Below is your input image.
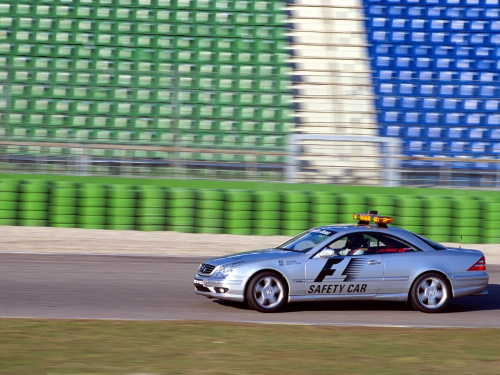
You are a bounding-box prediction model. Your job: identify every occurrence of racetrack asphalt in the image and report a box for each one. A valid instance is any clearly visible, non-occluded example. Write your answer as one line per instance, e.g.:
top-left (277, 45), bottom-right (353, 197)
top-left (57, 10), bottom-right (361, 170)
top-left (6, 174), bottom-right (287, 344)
top-left (0, 253), bottom-right (498, 328)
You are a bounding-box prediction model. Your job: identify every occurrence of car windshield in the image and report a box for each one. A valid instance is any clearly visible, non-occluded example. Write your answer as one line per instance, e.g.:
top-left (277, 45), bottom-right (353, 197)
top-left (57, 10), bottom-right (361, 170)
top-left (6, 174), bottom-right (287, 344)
top-left (278, 229), bottom-right (337, 253)
top-left (415, 234), bottom-right (447, 250)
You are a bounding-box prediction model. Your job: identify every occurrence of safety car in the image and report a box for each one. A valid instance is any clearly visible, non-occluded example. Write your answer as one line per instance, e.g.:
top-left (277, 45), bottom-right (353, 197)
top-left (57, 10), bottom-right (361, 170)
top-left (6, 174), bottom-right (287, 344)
top-left (194, 212), bottom-right (489, 313)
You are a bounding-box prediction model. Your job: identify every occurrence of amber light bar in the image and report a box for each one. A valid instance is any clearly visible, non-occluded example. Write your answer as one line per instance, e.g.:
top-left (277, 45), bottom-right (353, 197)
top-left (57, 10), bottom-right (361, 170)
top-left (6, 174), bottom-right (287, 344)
top-left (353, 213), bottom-right (393, 225)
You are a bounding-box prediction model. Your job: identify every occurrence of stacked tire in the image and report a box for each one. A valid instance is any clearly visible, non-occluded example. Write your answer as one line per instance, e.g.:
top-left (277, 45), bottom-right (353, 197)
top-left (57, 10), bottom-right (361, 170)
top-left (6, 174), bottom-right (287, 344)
top-left (78, 184), bottom-right (107, 229)
top-left (309, 191), bottom-right (337, 228)
top-left (481, 198), bottom-right (500, 244)
top-left (107, 185), bottom-right (136, 230)
top-left (223, 190), bottom-right (253, 235)
top-left (253, 191), bottom-right (281, 235)
top-left (137, 186), bottom-right (165, 231)
top-left (421, 196), bottom-right (453, 242)
top-left (0, 180), bottom-right (19, 226)
top-left (337, 194), bottom-right (368, 224)
top-left (196, 190), bottom-right (224, 234)
top-left (451, 196), bottom-right (481, 244)
top-left (166, 188), bottom-right (196, 233)
top-left (281, 191), bottom-right (310, 236)
top-left (49, 181), bottom-right (78, 228)
top-left (395, 196), bottom-right (423, 234)
top-left (19, 180), bottom-right (48, 227)
top-left (366, 194), bottom-right (395, 218)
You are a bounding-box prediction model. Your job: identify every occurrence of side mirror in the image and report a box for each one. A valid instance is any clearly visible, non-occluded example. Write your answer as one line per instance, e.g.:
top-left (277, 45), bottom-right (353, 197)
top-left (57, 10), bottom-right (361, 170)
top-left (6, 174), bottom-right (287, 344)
top-left (318, 249), bottom-right (335, 258)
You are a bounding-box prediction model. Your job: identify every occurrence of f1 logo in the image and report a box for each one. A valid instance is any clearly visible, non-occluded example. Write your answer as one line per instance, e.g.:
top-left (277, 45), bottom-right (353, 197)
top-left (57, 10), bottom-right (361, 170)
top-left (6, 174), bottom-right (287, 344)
top-left (314, 258), bottom-right (344, 282)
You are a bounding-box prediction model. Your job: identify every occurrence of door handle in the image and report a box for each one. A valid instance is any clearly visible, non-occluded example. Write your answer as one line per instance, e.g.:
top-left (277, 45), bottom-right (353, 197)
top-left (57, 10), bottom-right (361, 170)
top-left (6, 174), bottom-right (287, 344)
top-left (368, 260), bottom-right (381, 265)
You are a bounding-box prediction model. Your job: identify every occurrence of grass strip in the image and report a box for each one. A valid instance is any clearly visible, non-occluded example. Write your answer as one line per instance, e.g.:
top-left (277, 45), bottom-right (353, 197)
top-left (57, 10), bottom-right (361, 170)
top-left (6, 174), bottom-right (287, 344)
top-left (0, 319), bottom-right (498, 375)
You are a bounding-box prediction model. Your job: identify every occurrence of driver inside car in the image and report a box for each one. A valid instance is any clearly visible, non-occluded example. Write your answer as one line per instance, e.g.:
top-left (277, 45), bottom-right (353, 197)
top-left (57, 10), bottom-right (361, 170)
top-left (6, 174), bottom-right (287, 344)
top-left (337, 235), bottom-right (367, 256)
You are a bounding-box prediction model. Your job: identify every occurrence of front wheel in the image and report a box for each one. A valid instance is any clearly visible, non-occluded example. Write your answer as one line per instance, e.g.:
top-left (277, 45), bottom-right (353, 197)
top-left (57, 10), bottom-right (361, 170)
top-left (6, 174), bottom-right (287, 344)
top-left (410, 272), bottom-right (450, 313)
top-left (246, 271), bottom-right (287, 313)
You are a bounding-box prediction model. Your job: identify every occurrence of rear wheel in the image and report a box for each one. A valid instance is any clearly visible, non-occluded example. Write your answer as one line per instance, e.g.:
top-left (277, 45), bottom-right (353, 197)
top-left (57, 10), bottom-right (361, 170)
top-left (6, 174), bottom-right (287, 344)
top-left (410, 272), bottom-right (450, 313)
top-left (246, 271), bottom-right (287, 313)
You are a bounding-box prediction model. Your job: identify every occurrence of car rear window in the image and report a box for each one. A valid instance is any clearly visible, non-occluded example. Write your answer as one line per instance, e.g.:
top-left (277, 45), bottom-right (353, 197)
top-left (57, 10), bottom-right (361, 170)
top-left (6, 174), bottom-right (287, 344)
top-left (415, 234), bottom-right (447, 250)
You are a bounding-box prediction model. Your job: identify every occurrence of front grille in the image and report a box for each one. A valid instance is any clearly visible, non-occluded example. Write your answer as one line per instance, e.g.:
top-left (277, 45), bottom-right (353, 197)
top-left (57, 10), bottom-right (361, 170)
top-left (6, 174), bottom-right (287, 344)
top-left (198, 263), bottom-right (215, 275)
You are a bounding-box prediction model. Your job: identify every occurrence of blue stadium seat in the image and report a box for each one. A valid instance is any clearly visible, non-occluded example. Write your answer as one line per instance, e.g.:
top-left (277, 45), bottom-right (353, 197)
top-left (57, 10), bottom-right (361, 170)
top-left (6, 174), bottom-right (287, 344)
top-left (394, 45), bottom-right (411, 56)
top-left (414, 45), bottom-right (432, 56)
top-left (395, 56), bottom-right (411, 69)
top-left (422, 98), bottom-right (439, 110)
top-left (448, 127), bottom-right (466, 139)
top-left (485, 8), bottom-right (499, 19)
top-left (384, 125), bottom-right (402, 137)
top-left (388, 6), bottom-right (405, 17)
top-left (471, 20), bottom-right (488, 32)
top-left (485, 99), bottom-right (499, 111)
top-left (406, 126), bottom-right (423, 138)
top-left (463, 99), bottom-right (481, 111)
top-left (465, 113), bottom-right (484, 126)
top-left (458, 71), bottom-right (477, 82)
top-left (480, 85), bottom-right (499, 97)
top-left (427, 127), bottom-right (443, 138)
top-left (380, 96), bottom-right (398, 109)
top-left (440, 85), bottom-right (458, 97)
top-left (408, 7), bottom-right (425, 17)
top-left (390, 31), bottom-right (409, 43)
top-left (419, 84), bottom-right (436, 96)
top-left (410, 31), bottom-right (429, 43)
top-left (445, 112), bottom-right (464, 125)
top-left (425, 113), bottom-right (441, 125)
top-left (410, 19), bottom-right (427, 30)
top-left (378, 83), bottom-right (396, 95)
top-left (469, 128), bottom-right (488, 139)
top-left (491, 129), bottom-right (500, 139)
top-left (383, 111), bottom-right (400, 123)
top-left (459, 85), bottom-right (479, 97)
top-left (456, 46), bottom-right (473, 57)
top-left (429, 141), bottom-right (445, 156)
top-left (466, 8), bottom-right (484, 18)
top-left (426, 6), bottom-right (446, 19)
top-left (368, 5), bottom-right (386, 16)
top-left (398, 70), bottom-right (415, 81)
top-left (486, 114), bottom-right (500, 126)
top-left (402, 97), bottom-right (418, 109)
top-left (431, 32), bottom-right (447, 43)
top-left (391, 18), bottom-right (408, 29)
top-left (475, 59), bottom-right (495, 70)
top-left (404, 112), bottom-right (420, 124)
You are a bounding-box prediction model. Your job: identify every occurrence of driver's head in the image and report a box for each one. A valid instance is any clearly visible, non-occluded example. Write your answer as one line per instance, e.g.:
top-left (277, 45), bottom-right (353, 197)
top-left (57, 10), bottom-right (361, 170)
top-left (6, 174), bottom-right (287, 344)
top-left (347, 235), bottom-right (364, 249)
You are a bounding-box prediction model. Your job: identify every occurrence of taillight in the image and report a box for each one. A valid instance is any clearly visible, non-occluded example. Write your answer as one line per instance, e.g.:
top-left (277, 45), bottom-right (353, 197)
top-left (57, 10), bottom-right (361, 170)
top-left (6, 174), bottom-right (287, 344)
top-left (468, 256), bottom-right (486, 271)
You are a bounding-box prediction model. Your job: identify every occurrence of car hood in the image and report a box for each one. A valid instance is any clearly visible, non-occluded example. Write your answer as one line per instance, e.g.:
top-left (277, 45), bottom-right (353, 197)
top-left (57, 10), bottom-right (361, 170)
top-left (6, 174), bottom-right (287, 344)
top-left (203, 248), bottom-right (300, 267)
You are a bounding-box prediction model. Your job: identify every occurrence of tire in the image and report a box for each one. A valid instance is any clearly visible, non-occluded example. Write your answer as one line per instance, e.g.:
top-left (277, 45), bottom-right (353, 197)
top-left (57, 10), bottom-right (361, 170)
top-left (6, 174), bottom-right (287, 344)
top-left (246, 271), bottom-right (287, 313)
top-left (410, 272), bottom-right (450, 313)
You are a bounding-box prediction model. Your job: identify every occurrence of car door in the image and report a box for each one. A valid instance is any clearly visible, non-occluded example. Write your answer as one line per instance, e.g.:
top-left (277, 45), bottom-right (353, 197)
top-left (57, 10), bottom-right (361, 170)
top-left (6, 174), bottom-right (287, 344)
top-left (304, 233), bottom-right (383, 298)
top-left (376, 233), bottom-right (424, 295)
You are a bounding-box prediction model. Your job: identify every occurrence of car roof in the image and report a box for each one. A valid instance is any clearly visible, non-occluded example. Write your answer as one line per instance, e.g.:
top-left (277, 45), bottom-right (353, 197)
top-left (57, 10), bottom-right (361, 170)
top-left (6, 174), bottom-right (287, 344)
top-left (318, 224), bottom-right (412, 236)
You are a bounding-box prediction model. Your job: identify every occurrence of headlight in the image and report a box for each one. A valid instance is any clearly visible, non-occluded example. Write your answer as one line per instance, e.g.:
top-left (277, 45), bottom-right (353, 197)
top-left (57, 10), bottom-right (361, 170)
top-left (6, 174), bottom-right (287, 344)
top-left (213, 265), bottom-right (235, 279)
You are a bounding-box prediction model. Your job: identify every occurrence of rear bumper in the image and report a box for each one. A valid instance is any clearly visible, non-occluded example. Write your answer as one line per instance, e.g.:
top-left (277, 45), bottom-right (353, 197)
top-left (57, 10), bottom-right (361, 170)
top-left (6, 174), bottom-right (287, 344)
top-left (451, 272), bottom-right (489, 298)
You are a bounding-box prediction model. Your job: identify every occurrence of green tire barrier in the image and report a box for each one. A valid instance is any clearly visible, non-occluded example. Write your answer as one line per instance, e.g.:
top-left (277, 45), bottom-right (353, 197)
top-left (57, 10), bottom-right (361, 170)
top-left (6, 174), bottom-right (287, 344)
top-left (0, 179), bottom-right (498, 243)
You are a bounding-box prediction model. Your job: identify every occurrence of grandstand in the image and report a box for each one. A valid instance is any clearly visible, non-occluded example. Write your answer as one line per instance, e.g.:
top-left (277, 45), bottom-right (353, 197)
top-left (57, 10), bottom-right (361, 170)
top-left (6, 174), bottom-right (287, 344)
top-left (0, 0), bottom-right (293, 180)
top-left (0, 0), bottom-right (499, 187)
top-left (363, 0), bottom-right (500, 186)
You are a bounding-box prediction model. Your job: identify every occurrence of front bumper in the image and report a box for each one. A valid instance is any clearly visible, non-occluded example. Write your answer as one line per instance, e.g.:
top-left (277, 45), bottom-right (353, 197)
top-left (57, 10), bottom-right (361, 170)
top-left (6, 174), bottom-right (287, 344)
top-left (193, 274), bottom-right (246, 302)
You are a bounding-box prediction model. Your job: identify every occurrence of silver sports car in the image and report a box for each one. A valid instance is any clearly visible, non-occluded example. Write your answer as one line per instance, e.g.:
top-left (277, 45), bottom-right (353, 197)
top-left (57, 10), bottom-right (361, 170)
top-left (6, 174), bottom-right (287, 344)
top-left (194, 212), bottom-right (489, 313)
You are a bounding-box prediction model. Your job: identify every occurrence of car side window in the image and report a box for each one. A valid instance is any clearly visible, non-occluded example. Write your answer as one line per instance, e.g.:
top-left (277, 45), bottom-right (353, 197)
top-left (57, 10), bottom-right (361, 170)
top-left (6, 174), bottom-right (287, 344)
top-left (377, 234), bottom-right (419, 253)
top-left (326, 233), bottom-right (377, 257)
